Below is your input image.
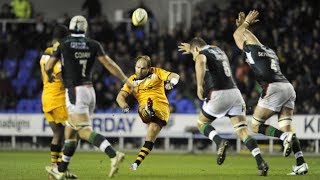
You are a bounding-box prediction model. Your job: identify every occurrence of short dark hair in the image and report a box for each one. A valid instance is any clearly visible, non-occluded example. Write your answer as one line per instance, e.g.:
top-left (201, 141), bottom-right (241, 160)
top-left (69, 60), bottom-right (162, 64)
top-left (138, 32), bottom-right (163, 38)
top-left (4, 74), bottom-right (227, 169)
top-left (53, 24), bottom-right (70, 41)
top-left (189, 37), bottom-right (207, 50)
top-left (135, 55), bottom-right (151, 68)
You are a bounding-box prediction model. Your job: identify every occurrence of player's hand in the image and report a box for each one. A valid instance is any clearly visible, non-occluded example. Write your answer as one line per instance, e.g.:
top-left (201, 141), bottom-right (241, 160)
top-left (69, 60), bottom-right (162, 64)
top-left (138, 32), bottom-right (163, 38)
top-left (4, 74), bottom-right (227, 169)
top-left (178, 43), bottom-right (191, 55)
top-left (236, 12), bottom-right (245, 27)
top-left (165, 81), bottom-right (174, 90)
top-left (244, 10), bottom-right (259, 25)
top-left (122, 106), bottom-right (130, 113)
top-left (197, 86), bottom-right (204, 100)
top-left (48, 74), bottom-right (55, 83)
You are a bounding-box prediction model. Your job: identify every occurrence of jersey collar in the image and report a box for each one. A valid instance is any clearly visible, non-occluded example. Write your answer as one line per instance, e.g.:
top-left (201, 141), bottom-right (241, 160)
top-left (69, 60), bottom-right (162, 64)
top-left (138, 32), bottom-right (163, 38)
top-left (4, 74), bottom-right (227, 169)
top-left (71, 34), bottom-right (85, 37)
top-left (201, 45), bottom-right (211, 51)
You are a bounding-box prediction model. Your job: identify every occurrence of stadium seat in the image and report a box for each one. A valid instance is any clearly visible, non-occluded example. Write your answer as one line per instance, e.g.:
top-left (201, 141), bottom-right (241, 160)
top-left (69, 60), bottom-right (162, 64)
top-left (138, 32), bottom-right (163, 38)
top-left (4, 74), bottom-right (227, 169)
top-left (175, 98), bottom-right (196, 113)
top-left (26, 79), bottom-right (38, 97)
top-left (24, 49), bottom-right (38, 60)
top-left (3, 58), bottom-right (17, 77)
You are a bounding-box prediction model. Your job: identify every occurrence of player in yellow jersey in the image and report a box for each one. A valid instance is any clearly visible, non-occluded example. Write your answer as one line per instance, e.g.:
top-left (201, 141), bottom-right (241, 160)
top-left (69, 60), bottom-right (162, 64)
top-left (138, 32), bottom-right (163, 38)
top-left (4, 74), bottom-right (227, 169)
top-left (116, 55), bottom-right (180, 170)
top-left (40, 24), bottom-right (77, 179)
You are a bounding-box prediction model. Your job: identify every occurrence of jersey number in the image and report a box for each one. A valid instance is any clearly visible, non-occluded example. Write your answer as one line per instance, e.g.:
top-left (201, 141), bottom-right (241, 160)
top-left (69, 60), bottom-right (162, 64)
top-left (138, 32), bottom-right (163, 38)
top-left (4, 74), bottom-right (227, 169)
top-left (222, 61), bottom-right (231, 77)
top-left (80, 59), bottom-right (87, 77)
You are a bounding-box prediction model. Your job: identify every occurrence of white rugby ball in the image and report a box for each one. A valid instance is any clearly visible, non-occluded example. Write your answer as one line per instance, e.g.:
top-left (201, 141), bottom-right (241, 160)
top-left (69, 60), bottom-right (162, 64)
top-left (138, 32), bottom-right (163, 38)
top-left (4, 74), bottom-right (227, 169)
top-left (132, 8), bottom-right (148, 26)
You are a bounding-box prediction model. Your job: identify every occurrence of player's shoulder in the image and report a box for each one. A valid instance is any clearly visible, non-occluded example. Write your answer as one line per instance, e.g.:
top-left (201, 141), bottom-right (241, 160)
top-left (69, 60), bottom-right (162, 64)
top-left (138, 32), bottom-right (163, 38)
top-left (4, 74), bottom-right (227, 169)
top-left (128, 74), bottom-right (137, 80)
top-left (44, 46), bottom-right (53, 55)
top-left (85, 37), bottom-right (100, 45)
top-left (150, 67), bottom-right (165, 72)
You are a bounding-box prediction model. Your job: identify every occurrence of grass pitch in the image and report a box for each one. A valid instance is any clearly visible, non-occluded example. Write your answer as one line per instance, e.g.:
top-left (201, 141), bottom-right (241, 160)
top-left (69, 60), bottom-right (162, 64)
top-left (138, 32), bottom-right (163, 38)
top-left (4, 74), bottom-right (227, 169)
top-left (0, 151), bottom-right (319, 180)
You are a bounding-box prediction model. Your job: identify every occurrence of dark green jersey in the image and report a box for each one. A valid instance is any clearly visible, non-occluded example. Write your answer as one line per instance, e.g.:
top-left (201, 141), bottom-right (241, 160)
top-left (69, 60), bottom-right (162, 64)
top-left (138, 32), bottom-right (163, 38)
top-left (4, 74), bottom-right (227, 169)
top-left (199, 46), bottom-right (237, 98)
top-left (52, 34), bottom-right (105, 88)
top-left (243, 43), bottom-right (288, 85)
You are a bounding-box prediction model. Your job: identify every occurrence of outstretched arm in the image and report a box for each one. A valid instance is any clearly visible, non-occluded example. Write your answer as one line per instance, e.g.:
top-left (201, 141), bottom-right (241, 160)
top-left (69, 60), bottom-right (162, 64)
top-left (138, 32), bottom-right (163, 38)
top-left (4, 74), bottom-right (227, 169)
top-left (165, 73), bottom-right (180, 90)
top-left (116, 90), bottom-right (130, 113)
top-left (195, 54), bottom-right (207, 100)
top-left (233, 10), bottom-right (262, 50)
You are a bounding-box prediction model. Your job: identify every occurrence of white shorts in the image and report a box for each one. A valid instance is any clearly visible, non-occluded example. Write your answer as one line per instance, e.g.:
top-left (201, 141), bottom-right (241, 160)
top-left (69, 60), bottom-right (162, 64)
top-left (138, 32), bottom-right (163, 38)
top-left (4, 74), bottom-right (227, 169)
top-left (258, 82), bottom-right (296, 112)
top-left (65, 85), bottom-right (96, 114)
top-left (202, 88), bottom-right (246, 119)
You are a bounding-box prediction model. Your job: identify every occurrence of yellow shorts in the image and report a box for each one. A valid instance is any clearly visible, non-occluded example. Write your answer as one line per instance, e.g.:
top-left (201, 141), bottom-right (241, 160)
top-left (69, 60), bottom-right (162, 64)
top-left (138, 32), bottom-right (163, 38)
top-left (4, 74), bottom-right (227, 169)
top-left (138, 103), bottom-right (170, 127)
top-left (44, 106), bottom-right (68, 124)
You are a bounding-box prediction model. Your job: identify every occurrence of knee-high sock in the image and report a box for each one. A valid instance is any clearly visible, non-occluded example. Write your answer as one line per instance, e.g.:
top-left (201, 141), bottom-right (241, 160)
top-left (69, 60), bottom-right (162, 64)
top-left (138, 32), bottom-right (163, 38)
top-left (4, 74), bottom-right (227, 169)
top-left (292, 138), bottom-right (305, 166)
top-left (58, 140), bottom-right (77, 173)
top-left (88, 132), bottom-right (116, 158)
top-left (200, 124), bottom-right (223, 145)
top-left (243, 136), bottom-right (264, 166)
top-left (50, 144), bottom-right (62, 165)
top-left (258, 124), bottom-right (284, 139)
top-left (135, 141), bottom-right (154, 166)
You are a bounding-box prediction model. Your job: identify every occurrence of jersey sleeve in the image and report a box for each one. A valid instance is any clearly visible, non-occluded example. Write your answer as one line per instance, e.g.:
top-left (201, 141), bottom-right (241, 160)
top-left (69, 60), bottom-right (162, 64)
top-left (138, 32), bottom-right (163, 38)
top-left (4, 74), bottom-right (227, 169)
top-left (53, 61), bottom-right (62, 75)
top-left (151, 67), bottom-right (171, 81)
top-left (120, 75), bottom-right (135, 93)
top-left (95, 41), bottom-right (106, 57)
top-left (52, 41), bottom-right (61, 59)
top-left (243, 42), bottom-right (250, 52)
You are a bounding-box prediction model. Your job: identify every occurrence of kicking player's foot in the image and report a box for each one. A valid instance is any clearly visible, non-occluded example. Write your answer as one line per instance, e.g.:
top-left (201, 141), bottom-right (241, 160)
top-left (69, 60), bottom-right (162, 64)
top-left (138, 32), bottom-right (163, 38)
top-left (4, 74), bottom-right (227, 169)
top-left (287, 163), bottom-right (308, 175)
top-left (283, 132), bottom-right (295, 157)
top-left (46, 165), bottom-right (65, 180)
top-left (217, 139), bottom-right (229, 165)
top-left (258, 161), bottom-right (269, 176)
top-left (146, 98), bottom-right (155, 117)
top-left (129, 163), bottom-right (138, 171)
top-left (109, 151), bottom-right (125, 178)
top-left (65, 169), bottom-right (78, 179)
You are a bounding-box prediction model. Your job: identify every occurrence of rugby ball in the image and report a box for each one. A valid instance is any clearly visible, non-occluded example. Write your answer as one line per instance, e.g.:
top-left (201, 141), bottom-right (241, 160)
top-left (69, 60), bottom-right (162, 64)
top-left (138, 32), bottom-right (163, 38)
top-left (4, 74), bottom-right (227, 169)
top-left (132, 8), bottom-right (148, 26)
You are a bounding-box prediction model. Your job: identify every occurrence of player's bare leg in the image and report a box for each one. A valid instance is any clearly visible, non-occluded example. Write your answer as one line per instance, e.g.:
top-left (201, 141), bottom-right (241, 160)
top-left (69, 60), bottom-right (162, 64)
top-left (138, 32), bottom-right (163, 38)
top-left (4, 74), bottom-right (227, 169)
top-left (197, 111), bottom-right (228, 165)
top-left (230, 116), bottom-right (268, 176)
top-left (279, 107), bottom-right (308, 175)
top-left (252, 106), bottom-right (294, 157)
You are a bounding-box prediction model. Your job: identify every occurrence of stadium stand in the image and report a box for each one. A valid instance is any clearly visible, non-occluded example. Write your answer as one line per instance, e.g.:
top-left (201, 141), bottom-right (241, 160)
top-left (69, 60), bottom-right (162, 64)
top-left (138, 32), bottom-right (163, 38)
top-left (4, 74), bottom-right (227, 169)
top-left (0, 0), bottom-right (319, 114)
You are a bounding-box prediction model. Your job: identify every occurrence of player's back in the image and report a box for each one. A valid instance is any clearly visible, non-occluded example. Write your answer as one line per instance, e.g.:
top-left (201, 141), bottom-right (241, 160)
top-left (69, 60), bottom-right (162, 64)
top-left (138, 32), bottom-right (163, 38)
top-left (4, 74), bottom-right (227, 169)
top-left (56, 35), bottom-right (102, 88)
top-left (40, 46), bottom-right (65, 112)
top-left (243, 44), bottom-right (288, 85)
top-left (199, 46), bottom-right (237, 96)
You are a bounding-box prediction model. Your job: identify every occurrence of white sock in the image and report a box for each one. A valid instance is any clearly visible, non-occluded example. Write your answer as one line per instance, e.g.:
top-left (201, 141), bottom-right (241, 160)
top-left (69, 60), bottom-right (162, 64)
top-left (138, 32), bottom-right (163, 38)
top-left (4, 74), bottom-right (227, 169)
top-left (208, 131), bottom-right (218, 141)
top-left (251, 148), bottom-right (261, 157)
top-left (99, 140), bottom-right (111, 152)
top-left (280, 132), bottom-right (288, 141)
top-left (294, 151), bottom-right (303, 159)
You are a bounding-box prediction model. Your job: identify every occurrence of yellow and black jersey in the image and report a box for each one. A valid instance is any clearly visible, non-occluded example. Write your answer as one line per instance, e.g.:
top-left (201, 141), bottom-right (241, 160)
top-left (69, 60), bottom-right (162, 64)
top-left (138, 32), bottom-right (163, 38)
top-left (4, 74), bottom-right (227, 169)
top-left (40, 45), bottom-right (66, 112)
top-left (121, 67), bottom-right (171, 106)
top-left (121, 67), bottom-right (171, 120)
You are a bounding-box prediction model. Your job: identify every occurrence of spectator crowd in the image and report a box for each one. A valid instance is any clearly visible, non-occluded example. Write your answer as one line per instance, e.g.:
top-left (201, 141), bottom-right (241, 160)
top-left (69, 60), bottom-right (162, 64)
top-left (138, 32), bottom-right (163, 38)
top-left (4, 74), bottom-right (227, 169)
top-left (0, 0), bottom-right (319, 114)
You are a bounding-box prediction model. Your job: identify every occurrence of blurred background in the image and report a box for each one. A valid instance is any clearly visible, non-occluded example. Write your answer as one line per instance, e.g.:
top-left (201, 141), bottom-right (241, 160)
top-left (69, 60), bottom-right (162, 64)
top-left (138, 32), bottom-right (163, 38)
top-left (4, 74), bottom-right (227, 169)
top-left (0, 0), bottom-right (319, 152)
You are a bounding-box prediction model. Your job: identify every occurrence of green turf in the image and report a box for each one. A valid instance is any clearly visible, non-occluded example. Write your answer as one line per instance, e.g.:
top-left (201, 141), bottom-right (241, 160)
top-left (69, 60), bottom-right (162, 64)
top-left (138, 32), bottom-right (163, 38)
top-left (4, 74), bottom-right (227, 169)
top-left (0, 151), bottom-right (319, 180)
